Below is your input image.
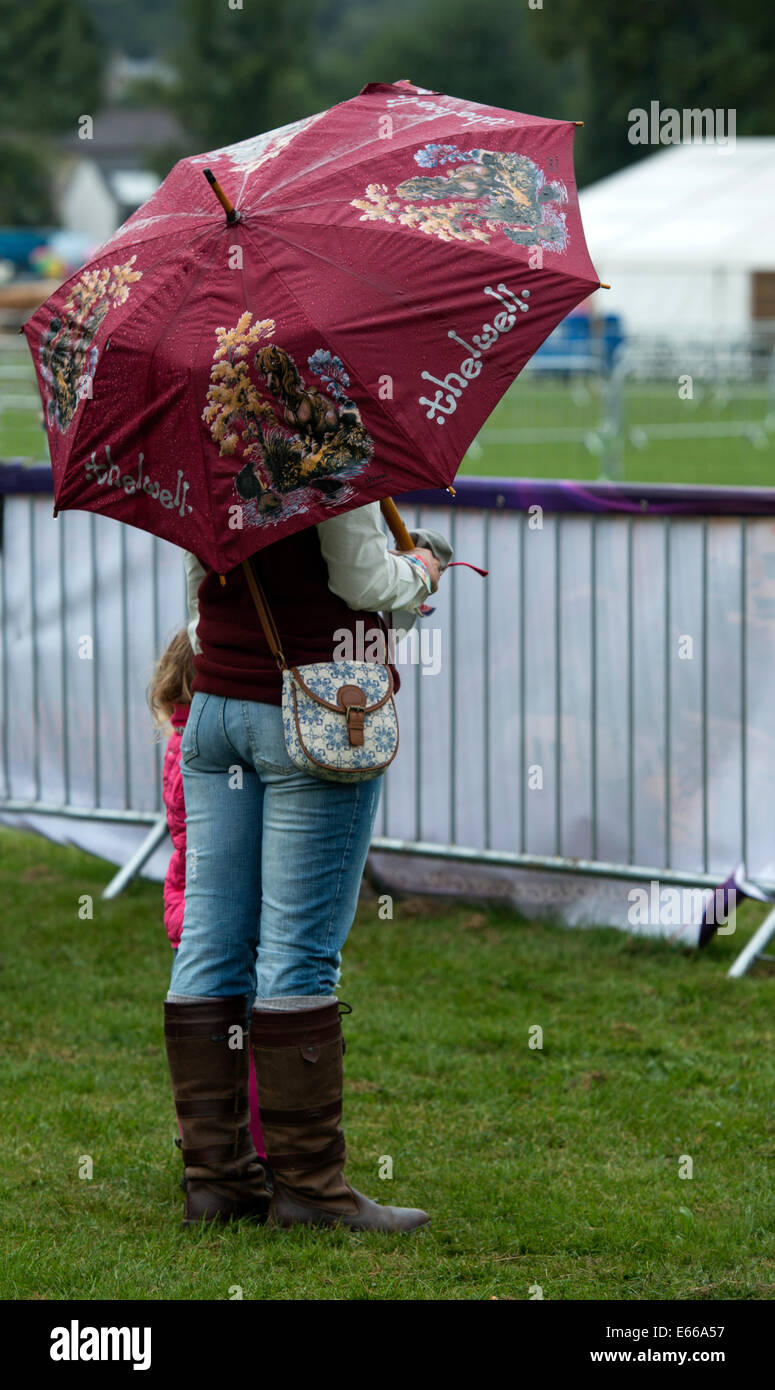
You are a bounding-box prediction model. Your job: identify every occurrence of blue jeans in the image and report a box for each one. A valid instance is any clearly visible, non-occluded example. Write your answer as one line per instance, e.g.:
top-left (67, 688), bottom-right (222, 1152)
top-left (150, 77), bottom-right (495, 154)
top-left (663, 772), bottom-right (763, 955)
top-left (168, 691), bottom-right (383, 1001)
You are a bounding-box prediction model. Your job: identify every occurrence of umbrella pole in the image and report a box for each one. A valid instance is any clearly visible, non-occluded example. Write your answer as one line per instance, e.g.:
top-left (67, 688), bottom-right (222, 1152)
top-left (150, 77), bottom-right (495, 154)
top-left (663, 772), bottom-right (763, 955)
top-left (380, 497), bottom-right (415, 552)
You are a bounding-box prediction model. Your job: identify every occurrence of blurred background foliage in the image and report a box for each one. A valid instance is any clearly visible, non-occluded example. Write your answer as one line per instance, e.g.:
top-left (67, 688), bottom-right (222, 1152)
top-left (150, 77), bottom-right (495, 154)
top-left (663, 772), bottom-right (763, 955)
top-left (0, 0), bottom-right (773, 221)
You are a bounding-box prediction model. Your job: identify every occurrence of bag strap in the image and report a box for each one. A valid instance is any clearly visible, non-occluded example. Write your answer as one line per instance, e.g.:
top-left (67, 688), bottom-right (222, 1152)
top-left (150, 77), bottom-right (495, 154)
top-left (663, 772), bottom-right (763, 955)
top-left (241, 552), bottom-right (394, 675)
top-left (241, 559), bottom-right (287, 671)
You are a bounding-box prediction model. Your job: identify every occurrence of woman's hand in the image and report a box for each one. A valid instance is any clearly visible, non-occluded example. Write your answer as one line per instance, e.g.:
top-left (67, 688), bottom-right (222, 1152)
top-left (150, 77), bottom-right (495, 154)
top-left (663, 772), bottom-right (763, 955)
top-left (391, 546), bottom-right (443, 594)
top-left (412, 546), bottom-right (442, 593)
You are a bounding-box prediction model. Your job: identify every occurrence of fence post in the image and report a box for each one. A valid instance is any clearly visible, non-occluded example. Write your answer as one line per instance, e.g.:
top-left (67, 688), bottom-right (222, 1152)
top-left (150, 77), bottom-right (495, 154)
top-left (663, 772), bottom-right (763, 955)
top-left (599, 342), bottom-right (626, 481)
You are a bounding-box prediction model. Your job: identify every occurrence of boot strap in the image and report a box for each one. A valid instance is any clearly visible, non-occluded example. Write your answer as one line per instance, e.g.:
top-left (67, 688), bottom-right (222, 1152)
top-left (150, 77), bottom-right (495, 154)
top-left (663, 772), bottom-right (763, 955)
top-left (182, 1126), bottom-right (253, 1166)
top-left (267, 1133), bottom-right (345, 1172)
top-left (176, 1095), bottom-right (249, 1118)
top-left (250, 1020), bottom-right (342, 1048)
top-left (259, 1099), bottom-right (341, 1125)
top-left (165, 1019), bottom-right (248, 1040)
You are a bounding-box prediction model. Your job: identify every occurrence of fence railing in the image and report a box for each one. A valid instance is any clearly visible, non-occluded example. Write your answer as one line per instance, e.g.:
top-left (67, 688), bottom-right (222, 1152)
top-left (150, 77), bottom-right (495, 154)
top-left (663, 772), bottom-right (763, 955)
top-left (3, 467), bottom-right (775, 900)
top-left (467, 334), bottom-right (775, 481)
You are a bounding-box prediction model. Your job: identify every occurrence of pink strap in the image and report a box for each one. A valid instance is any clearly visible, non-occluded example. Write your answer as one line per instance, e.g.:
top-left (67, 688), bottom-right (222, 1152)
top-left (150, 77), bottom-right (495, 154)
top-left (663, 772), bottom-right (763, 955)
top-left (417, 559), bottom-right (488, 614)
top-left (445, 560), bottom-right (489, 576)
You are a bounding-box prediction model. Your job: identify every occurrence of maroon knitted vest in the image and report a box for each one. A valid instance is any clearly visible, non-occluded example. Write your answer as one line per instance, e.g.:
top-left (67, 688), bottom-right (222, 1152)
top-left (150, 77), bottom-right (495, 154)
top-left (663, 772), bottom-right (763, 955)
top-left (192, 526), bottom-right (400, 706)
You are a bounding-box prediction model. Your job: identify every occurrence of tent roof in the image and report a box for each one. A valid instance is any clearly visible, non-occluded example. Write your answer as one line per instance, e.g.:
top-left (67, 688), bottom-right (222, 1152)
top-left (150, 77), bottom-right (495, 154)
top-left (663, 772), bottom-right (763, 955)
top-left (579, 138), bottom-right (775, 270)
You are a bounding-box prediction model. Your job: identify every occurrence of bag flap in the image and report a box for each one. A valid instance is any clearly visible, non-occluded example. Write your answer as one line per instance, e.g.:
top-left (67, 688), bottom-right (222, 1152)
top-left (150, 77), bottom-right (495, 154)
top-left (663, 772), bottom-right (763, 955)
top-left (290, 660), bottom-right (393, 714)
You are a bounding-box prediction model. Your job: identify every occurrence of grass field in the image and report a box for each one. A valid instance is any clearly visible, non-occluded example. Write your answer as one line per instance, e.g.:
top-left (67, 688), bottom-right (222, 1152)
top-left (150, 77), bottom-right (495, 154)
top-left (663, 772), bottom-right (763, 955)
top-left (1, 825), bottom-right (774, 1302)
top-left (3, 353), bottom-right (774, 488)
top-left (470, 379), bottom-right (775, 487)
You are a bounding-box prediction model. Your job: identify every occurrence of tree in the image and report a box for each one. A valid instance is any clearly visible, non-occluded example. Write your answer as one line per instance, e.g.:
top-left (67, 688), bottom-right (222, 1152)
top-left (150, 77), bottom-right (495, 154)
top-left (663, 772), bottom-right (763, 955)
top-left (0, 140), bottom-right (53, 225)
top-left (82, 0), bottom-right (182, 61)
top-left (0, 0), bottom-right (103, 136)
top-left (534, 0), bottom-right (775, 184)
top-left (172, 0), bottom-right (320, 151)
top-left (318, 0), bottom-right (580, 129)
top-left (172, 0), bottom-right (579, 158)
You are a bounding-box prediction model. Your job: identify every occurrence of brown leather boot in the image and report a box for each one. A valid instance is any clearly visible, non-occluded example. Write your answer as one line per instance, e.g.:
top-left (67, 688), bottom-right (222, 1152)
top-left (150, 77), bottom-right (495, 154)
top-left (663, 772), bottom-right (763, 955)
top-left (164, 996), bottom-right (272, 1228)
top-left (250, 1000), bottom-right (429, 1232)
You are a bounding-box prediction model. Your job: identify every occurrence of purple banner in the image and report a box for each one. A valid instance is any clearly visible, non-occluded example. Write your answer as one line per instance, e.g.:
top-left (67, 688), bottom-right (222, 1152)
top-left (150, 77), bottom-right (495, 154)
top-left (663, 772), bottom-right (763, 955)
top-left (4, 461), bottom-right (775, 518)
top-left (397, 475), bottom-right (775, 518)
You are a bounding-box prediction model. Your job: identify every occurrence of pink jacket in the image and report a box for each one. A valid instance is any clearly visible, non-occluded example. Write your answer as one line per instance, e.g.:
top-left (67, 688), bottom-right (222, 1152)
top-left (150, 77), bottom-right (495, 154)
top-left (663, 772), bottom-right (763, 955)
top-left (162, 701), bottom-right (190, 948)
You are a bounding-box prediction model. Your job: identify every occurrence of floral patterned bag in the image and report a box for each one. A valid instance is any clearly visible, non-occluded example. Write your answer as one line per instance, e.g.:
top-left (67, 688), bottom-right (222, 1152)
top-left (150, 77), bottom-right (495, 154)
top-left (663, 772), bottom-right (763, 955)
top-left (242, 559), bottom-right (398, 783)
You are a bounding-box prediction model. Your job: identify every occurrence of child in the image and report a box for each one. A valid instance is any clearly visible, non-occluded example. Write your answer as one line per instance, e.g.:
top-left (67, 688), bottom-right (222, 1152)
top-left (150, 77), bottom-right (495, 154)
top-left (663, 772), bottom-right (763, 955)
top-left (148, 629), bottom-right (266, 1159)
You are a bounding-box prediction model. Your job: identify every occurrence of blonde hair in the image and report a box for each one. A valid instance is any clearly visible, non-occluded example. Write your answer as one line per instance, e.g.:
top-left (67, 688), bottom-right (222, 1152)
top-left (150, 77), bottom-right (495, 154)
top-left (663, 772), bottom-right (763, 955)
top-left (148, 629), bottom-right (195, 733)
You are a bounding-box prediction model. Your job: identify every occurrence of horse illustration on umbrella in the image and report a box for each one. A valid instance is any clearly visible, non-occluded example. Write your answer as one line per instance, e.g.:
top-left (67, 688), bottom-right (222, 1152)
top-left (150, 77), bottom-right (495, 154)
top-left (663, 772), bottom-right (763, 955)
top-left (201, 314), bottom-right (375, 516)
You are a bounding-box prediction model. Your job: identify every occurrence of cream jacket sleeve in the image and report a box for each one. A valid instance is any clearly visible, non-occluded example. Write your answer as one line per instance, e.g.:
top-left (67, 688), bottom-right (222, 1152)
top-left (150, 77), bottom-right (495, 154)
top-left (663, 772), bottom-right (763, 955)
top-left (184, 550), bottom-right (206, 654)
top-left (316, 502), bottom-right (429, 613)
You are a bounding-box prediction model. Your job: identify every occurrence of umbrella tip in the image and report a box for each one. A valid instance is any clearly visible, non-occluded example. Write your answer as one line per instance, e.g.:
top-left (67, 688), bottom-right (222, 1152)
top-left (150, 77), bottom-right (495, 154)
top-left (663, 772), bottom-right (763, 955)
top-left (53, 506), bottom-right (59, 519)
top-left (219, 573), bottom-right (226, 586)
top-left (598, 282), bottom-right (611, 290)
top-left (574, 120), bottom-right (585, 127)
top-left (203, 168), bottom-right (240, 223)
top-left (447, 485), bottom-right (457, 497)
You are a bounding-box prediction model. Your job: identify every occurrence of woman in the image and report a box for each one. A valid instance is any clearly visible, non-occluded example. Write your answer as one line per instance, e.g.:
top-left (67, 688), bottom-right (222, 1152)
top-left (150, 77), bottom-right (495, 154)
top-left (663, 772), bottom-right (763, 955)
top-left (164, 501), bottom-right (446, 1232)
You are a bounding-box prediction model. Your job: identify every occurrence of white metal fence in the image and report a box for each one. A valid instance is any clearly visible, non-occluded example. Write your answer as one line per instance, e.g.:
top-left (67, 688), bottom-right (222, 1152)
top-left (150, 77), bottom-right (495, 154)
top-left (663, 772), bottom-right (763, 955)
top-left (2, 478), bottom-right (775, 904)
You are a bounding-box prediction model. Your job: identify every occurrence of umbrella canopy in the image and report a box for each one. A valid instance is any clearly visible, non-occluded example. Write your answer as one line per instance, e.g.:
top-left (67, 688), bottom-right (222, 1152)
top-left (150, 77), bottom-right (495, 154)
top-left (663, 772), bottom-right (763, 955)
top-left (22, 80), bottom-right (601, 572)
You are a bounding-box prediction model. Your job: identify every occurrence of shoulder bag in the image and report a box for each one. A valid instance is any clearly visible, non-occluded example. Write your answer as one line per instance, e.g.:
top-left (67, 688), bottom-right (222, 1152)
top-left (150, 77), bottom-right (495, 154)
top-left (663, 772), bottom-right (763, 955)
top-left (241, 558), bottom-right (399, 783)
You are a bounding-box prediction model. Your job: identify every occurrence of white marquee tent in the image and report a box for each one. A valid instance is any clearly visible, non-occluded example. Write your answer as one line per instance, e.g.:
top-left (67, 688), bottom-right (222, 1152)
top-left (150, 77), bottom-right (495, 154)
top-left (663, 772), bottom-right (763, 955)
top-left (578, 138), bottom-right (775, 337)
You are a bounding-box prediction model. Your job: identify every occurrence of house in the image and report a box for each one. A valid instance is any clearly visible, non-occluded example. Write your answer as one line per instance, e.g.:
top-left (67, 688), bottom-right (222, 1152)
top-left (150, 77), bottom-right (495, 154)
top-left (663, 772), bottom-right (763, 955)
top-left (53, 107), bottom-right (189, 245)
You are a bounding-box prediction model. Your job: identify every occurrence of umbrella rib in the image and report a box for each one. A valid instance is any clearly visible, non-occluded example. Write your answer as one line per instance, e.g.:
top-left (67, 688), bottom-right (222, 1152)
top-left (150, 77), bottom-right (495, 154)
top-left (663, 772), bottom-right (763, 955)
top-left (241, 217), bottom-right (416, 300)
top-left (201, 96), bottom-right (560, 216)
top-left (24, 217), bottom-right (215, 359)
top-left (242, 110), bottom-right (534, 211)
top-left (198, 111), bottom-right (329, 213)
top-left (240, 142), bottom-right (591, 275)
top-left (234, 212), bottom-right (603, 310)
top-left (64, 219), bottom-right (219, 475)
top-left (98, 218), bottom-right (217, 278)
top-left (142, 227), bottom-right (228, 569)
top-left (246, 208), bottom-right (598, 295)
top-left (180, 232), bottom-right (265, 571)
top-left (239, 220), bottom-right (448, 497)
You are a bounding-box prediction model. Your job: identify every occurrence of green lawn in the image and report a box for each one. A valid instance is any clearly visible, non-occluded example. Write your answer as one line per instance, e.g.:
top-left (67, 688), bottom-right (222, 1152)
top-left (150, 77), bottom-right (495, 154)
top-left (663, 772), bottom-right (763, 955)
top-left (463, 379), bottom-right (775, 487)
top-left (1, 825), bottom-right (774, 1301)
top-left (0, 348), bottom-right (45, 459)
top-left (4, 379), bottom-right (774, 487)
top-left (0, 408), bottom-right (46, 461)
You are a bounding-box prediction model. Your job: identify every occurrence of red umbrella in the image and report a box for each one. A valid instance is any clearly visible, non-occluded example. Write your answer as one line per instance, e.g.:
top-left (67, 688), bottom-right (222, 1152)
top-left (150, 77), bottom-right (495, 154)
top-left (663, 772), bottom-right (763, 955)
top-left (21, 79), bottom-right (602, 572)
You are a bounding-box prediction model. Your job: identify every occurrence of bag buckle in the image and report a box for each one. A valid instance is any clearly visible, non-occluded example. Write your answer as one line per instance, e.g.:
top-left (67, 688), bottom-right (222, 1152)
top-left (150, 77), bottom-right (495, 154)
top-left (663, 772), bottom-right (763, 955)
top-left (345, 704), bottom-right (365, 744)
top-left (337, 684), bottom-right (367, 747)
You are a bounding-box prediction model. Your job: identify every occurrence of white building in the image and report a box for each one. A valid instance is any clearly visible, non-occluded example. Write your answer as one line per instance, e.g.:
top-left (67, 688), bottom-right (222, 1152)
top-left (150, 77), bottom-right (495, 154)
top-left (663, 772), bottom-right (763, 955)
top-left (53, 107), bottom-right (188, 246)
top-left (579, 138), bottom-right (775, 337)
top-left (57, 160), bottom-right (160, 245)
